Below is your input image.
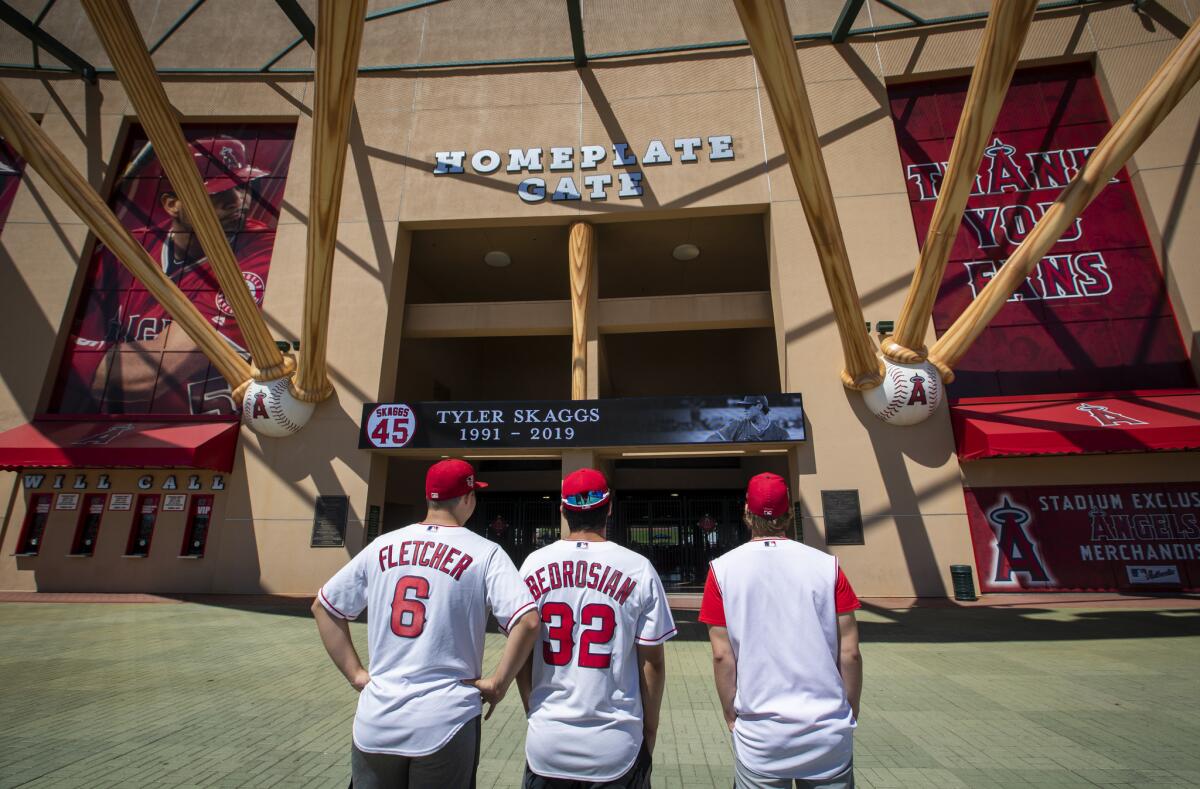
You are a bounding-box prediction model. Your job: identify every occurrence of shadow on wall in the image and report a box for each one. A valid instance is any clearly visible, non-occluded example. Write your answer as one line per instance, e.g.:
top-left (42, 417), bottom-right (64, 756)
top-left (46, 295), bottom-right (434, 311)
top-left (213, 393), bottom-right (366, 593)
top-left (847, 387), bottom-right (956, 598)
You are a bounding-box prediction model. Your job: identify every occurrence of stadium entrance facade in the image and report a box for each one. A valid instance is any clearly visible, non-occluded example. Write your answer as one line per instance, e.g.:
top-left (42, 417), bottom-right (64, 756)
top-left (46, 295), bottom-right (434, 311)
top-left (1, 1), bottom-right (1199, 598)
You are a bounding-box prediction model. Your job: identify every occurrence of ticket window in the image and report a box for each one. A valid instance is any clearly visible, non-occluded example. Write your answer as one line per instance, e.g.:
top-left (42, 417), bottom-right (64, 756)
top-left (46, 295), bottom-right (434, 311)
top-left (16, 494), bottom-right (52, 555)
top-left (180, 495), bottom-right (213, 558)
top-left (70, 494), bottom-right (107, 556)
top-left (125, 494), bottom-right (159, 557)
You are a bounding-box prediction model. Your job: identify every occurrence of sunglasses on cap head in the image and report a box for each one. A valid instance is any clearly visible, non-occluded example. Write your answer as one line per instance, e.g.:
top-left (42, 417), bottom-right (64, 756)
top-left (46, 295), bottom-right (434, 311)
top-left (563, 489), bottom-right (610, 508)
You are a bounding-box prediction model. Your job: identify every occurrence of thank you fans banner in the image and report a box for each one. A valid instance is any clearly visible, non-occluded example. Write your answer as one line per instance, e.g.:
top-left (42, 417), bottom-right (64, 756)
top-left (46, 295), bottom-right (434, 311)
top-left (360, 394), bottom-right (804, 450)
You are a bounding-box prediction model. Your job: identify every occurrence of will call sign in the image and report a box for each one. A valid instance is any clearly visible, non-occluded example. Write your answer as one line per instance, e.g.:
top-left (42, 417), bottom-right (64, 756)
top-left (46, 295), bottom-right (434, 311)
top-left (889, 62), bottom-right (1194, 397)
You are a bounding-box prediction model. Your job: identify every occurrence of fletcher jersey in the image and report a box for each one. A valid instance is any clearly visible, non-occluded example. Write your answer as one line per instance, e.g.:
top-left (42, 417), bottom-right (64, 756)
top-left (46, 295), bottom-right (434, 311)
top-left (701, 538), bottom-right (856, 781)
top-left (519, 540), bottom-right (676, 782)
top-left (319, 523), bottom-right (535, 756)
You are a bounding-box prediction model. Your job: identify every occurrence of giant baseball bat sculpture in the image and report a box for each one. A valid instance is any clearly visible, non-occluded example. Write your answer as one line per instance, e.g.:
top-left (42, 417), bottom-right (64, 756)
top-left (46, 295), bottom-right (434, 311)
top-left (929, 17), bottom-right (1200, 378)
top-left (882, 0), bottom-right (1036, 364)
top-left (733, 0), bottom-right (881, 390)
top-left (569, 222), bottom-right (597, 400)
top-left (292, 0), bottom-right (367, 403)
top-left (0, 81), bottom-right (252, 388)
top-left (82, 0), bottom-right (292, 383)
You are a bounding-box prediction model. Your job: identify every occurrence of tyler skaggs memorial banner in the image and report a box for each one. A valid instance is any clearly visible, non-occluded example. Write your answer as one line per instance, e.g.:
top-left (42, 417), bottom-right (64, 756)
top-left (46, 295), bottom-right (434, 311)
top-left (966, 483), bottom-right (1200, 593)
top-left (360, 394), bottom-right (804, 450)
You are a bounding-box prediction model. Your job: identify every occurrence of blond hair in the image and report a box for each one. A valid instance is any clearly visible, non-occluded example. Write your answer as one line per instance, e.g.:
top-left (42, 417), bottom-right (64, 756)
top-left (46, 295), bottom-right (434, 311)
top-left (743, 507), bottom-right (794, 539)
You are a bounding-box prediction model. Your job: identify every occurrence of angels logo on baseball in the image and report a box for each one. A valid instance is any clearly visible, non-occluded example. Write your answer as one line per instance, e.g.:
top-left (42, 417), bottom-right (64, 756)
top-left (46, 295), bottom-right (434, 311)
top-left (863, 357), bottom-right (943, 425)
top-left (242, 377), bottom-right (315, 437)
top-left (366, 404), bottom-right (417, 448)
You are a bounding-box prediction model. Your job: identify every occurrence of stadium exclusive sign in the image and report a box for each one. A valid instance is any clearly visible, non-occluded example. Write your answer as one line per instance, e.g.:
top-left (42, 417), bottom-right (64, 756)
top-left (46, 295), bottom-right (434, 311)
top-left (432, 136), bottom-right (735, 203)
top-left (360, 394), bottom-right (803, 450)
top-left (965, 483), bottom-right (1200, 593)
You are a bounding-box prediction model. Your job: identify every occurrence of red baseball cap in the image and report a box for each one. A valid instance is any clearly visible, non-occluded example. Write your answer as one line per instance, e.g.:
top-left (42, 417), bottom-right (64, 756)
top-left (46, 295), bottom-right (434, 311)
top-left (561, 468), bottom-right (611, 511)
top-left (746, 472), bottom-right (789, 518)
top-left (425, 458), bottom-right (488, 501)
top-left (190, 137), bottom-right (269, 195)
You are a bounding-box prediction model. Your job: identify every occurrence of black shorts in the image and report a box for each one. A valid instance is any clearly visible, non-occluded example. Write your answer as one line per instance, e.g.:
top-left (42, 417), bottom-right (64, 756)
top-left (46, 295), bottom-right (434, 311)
top-left (522, 742), bottom-right (652, 789)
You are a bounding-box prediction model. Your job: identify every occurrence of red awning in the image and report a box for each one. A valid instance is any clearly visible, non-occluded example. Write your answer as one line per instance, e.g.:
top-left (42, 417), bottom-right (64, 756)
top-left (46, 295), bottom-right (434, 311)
top-left (0, 417), bottom-right (240, 471)
top-left (951, 389), bottom-right (1200, 460)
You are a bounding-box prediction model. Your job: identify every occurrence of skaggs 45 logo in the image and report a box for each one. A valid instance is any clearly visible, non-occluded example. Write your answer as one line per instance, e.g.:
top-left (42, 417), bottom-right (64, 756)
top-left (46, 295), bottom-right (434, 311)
top-left (986, 495), bottom-right (1054, 586)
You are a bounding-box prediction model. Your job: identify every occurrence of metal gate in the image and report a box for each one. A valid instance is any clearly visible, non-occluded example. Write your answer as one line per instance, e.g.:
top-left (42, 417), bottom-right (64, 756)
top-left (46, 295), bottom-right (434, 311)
top-left (611, 491), bottom-right (747, 591)
top-left (469, 490), bottom-right (748, 590)
top-left (467, 493), bottom-right (559, 567)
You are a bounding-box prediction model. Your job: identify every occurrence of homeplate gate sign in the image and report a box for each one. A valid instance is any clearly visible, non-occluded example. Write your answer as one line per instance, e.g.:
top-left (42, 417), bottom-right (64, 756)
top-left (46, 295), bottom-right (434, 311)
top-left (359, 394), bottom-right (804, 450)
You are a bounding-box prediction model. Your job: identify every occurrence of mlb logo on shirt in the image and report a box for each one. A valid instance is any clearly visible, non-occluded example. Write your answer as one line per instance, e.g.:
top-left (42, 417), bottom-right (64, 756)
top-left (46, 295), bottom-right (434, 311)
top-left (762, 540), bottom-right (777, 547)
top-left (575, 541), bottom-right (589, 549)
top-left (426, 524), bottom-right (439, 532)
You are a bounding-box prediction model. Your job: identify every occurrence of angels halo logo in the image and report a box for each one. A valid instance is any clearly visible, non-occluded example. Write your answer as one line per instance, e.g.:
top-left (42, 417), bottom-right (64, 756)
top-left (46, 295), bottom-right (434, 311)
top-left (215, 271), bottom-right (266, 316)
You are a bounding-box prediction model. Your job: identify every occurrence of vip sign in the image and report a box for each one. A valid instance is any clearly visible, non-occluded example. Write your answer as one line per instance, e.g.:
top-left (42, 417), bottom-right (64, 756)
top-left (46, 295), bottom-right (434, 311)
top-left (433, 136), bottom-right (735, 203)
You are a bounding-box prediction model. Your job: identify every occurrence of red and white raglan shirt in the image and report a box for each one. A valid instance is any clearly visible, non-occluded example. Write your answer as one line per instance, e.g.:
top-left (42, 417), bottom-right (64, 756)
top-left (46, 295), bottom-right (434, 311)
top-left (699, 538), bottom-right (860, 781)
top-left (319, 523), bottom-right (536, 756)
top-left (520, 540), bottom-right (677, 782)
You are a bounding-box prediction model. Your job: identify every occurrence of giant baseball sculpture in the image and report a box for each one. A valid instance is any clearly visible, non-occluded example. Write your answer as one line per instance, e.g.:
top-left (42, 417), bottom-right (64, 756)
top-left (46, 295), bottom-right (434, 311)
top-left (881, 0), bottom-right (1036, 366)
top-left (865, 0), bottom-right (1036, 425)
top-left (733, 0), bottom-right (882, 391)
top-left (928, 17), bottom-right (1200, 380)
top-left (292, 0), bottom-right (368, 409)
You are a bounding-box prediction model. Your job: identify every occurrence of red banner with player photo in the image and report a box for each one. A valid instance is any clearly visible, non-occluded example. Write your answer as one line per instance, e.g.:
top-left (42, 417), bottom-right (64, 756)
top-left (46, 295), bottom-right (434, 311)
top-left (52, 123), bottom-right (294, 417)
top-left (888, 62), bottom-right (1194, 398)
top-left (965, 483), bottom-right (1200, 593)
top-left (0, 136), bottom-right (26, 235)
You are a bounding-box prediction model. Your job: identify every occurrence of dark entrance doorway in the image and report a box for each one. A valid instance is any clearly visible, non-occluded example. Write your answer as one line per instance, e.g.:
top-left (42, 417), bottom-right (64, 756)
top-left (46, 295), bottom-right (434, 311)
top-left (468, 490), bottom-right (748, 592)
top-left (466, 491), bottom-right (559, 568)
top-left (610, 490), bottom-right (746, 591)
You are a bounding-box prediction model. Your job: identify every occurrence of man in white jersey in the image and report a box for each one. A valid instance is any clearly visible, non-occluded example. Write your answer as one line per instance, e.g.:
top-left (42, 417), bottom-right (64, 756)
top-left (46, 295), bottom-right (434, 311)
top-left (700, 473), bottom-right (863, 789)
top-left (312, 458), bottom-right (540, 789)
top-left (516, 468), bottom-right (676, 788)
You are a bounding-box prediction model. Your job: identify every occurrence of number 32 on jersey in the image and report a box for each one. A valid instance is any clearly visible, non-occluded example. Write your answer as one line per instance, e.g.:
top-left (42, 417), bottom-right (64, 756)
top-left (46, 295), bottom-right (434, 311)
top-left (541, 602), bottom-right (616, 668)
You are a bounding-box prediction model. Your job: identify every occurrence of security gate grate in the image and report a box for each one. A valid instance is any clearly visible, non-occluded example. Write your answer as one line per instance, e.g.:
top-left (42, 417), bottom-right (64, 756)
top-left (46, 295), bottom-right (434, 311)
top-left (467, 493), bottom-right (559, 568)
top-left (611, 492), bottom-right (747, 591)
top-left (471, 490), bottom-right (748, 591)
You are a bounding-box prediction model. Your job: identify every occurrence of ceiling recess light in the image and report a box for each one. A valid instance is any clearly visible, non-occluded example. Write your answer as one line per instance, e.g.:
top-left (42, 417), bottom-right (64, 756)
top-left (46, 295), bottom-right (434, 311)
top-left (484, 250), bottom-right (511, 267)
top-left (672, 243), bottom-right (700, 261)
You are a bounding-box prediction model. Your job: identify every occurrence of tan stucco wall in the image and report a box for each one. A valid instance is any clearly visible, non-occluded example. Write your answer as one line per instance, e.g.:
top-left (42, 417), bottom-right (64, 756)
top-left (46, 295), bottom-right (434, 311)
top-left (1, 0), bottom-right (1197, 595)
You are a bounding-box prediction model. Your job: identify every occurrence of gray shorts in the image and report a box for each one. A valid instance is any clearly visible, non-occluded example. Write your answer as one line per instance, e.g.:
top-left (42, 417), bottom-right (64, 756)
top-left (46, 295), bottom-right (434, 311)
top-left (351, 716), bottom-right (481, 789)
top-left (733, 756), bottom-right (854, 789)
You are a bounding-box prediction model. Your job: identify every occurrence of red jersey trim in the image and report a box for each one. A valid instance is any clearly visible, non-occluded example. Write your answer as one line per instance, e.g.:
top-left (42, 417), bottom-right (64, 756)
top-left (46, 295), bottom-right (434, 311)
top-left (318, 588), bottom-right (354, 620)
top-left (501, 600), bottom-right (537, 634)
top-left (635, 626), bottom-right (678, 645)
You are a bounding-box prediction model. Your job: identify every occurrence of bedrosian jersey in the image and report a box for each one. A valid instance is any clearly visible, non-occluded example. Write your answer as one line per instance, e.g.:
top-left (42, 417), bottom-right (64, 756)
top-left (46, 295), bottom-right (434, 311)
top-left (699, 538), bottom-right (859, 782)
top-left (319, 523), bottom-right (535, 756)
top-left (519, 540), bottom-right (677, 782)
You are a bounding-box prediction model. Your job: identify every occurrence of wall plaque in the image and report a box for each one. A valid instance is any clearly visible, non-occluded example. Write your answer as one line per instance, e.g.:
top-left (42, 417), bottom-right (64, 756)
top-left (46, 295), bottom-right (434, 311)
top-left (822, 490), bottom-right (864, 545)
top-left (312, 496), bottom-right (349, 548)
top-left (366, 504), bottom-right (382, 543)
